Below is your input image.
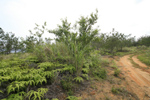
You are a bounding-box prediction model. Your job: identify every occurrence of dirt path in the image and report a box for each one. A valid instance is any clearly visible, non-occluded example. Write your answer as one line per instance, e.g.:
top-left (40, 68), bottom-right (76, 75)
top-left (117, 55), bottom-right (150, 99)
top-left (132, 56), bottom-right (149, 68)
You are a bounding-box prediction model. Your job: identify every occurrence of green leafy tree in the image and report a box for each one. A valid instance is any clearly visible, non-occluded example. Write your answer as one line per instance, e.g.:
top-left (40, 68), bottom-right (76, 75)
top-left (6, 33), bottom-right (15, 54)
top-left (49, 10), bottom-right (99, 75)
top-left (0, 28), bottom-right (20, 54)
top-left (137, 35), bottom-right (150, 46)
top-left (13, 37), bottom-right (19, 53)
top-left (24, 35), bottom-right (36, 52)
top-left (97, 28), bottom-right (134, 55)
top-left (0, 27), bottom-right (5, 53)
top-left (118, 33), bottom-right (131, 51)
top-left (104, 29), bottom-right (120, 54)
top-left (2, 32), bottom-right (16, 54)
top-left (29, 22), bottom-right (46, 45)
top-left (18, 37), bottom-right (26, 53)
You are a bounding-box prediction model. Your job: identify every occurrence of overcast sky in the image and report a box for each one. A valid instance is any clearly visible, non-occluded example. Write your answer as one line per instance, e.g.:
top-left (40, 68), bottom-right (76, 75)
top-left (0, 0), bottom-right (150, 39)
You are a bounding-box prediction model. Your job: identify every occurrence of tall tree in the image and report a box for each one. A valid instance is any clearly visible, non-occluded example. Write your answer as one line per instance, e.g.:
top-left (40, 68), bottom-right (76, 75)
top-left (13, 37), bottom-right (19, 53)
top-left (18, 37), bottom-right (26, 53)
top-left (5, 32), bottom-right (15, 54)
top-left (0, 27), bottom-right (5, 53)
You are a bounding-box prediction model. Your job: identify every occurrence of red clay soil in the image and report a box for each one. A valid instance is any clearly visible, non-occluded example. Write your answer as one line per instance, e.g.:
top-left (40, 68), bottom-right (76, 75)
top-left (117, 55), bottom-right (150, 99)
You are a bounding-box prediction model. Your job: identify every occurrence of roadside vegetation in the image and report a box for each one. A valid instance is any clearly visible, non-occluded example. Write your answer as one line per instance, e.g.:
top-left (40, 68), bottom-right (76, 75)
top-left (0, 10), bottom-right (150, 100)
top-left (137, 47), bottom-right (150, 66)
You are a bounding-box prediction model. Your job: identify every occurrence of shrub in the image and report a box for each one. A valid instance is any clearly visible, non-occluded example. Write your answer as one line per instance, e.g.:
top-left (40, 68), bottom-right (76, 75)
top-left (92, 67), bottom-right (107, 79)
top-left (34, 45), bottom-right (47, 62)
top-left (111, 87), bottom-right (120, 94)
top-left (61, 80), bottom-right (73, 91)
top-left (114, 68), bottom-right (120, 77)
top-left (60, 75), bottom-right (75, 91)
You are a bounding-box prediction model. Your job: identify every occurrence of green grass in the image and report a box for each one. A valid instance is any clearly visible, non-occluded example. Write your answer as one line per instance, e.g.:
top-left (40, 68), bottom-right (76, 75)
top-left (137, 47), bottom-right (150, 66)
top-left (137, 55), bottom-right (150, 66)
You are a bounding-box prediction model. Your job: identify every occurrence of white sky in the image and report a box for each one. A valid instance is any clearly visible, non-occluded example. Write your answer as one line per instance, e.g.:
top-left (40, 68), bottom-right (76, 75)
top-left (0, 0), bottom-right (150, 39)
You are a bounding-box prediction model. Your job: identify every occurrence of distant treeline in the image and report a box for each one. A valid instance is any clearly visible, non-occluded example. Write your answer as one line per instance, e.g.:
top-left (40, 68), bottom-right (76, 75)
top-left (0, 26), bottom-right (150, 55)
top-left (0, 25), bottom-right (52, 54)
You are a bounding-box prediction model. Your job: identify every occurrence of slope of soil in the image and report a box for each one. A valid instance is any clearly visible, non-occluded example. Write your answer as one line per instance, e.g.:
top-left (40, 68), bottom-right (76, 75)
top-left (132, 56), bottom-right (149, 68)
top-left (117, 55), bottom-right (150, 99)
top-left (74, 55), bottom-right (150, 100)
top-left (74, 57), bottom-right (139, 100)
top-left (75, 73), bottom-right (138, 100)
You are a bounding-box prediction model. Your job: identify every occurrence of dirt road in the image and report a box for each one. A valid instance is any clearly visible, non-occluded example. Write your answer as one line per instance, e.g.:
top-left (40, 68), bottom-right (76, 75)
top-left (117, 55), bottom-right (150, 99)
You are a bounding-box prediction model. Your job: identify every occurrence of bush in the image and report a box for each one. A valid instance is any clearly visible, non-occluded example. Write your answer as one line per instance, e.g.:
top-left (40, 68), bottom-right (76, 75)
top-left (60, 75), bottom-right (74, 91)
top-left (111, 87), bottom-right (121, 94)
top-left (114, 68), bottom-right (120, 77)
top-left (61, 80), bottom-right (73, 91)
top-left (137, 45), bottom-right (147, 50)
top-left (92, 67), bottom-right (107, 79)
top-left (34, 45), bottom-right (47, 62)
top-left (33, 42), bottom-right (71, 63)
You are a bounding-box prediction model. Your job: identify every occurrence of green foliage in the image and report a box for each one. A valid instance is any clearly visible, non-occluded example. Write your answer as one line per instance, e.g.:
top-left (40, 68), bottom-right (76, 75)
top-left (137, 35), bottom-right (150, 46)
top-left (0, 10), bottom-right (112, 100)
top-left (34, 45), bottom-right (47, 62)
top-left (67, 89), bottom-right (74, 96)
top-left (38, 62), bottom-right (54, 70)
top-left (61, 76), bottom-right (74, 91)
top-left (82, 74), bottom-right (89, 80)
top-left (26, 88), bottom-right (48, 100)
top-left (92, 67), bottom-right (107, 79)
top-left (111, 87), bottom-right (120, 94)
top-left (114, 68), bottom-right (120, 77)
top-left (100, 58), bottom-right (110, 67)
top-left (32, 42), bottom-right (72, 63)
top-left (61, 80), bottom-right (73, 90)
top-left (66, 96), bottom-right (81, 100)
top-left (89, 50), bottom-right (101, 67)
top-left (0, 28), bottom-right (18, 54)
top-left (82, 68), bottom-right (89, 74)
top-left (73, 76), bottom-right (84, 83)
top-left (95, 29), bottom-right (134, 55)
top-left (0, 53), bottom-right (78, 99)
top-left (0, 90), bottom-right (3, 93)
top-left (2, 92), bottom-right (26, 100)
top-left (52, 98), bottom-right (59, 100)
top-left (137, 48), bottom-right (150, 66)
top-left (48, 10), bottom-right (99, 76)
top-left (111, 87), bottom-right (128, 95)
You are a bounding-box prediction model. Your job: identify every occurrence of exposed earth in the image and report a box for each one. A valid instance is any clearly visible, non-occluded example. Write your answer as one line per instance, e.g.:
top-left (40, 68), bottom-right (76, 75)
top-left (75, 55), bottom-right (150, 100)
top-left (117, 55), bottom-right (150, 100)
